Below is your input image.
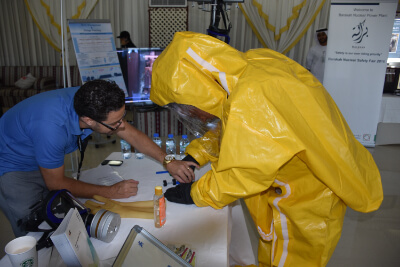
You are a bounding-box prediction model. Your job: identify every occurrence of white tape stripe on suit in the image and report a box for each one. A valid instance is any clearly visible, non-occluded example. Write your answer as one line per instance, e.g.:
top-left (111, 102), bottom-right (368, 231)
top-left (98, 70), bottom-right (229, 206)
top-left (218, 72), bottom-right (230, 95)
top-left (272, 229), bottom-right (277, 263)
top-left (257, 219), bottom-right (274, 241)
top-left (186, 47), bottom-right (230, 95)
top-left (272, 179), bottom-right (291, 267)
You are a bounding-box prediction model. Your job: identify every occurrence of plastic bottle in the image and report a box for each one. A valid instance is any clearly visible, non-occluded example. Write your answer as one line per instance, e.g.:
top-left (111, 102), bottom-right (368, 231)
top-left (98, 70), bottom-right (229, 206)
top-left (154, 186), bottom-right (166, 228)
top-left (120, 139), bottom-right (132, 159)
top-left (135, 149), bottom-right (144, 159)
top-left (152, 133), bottom-right (162, 148)
top-left (179, 135), bottom-right (190, 159)
top-left (165, 134), bottom-right (176, 156)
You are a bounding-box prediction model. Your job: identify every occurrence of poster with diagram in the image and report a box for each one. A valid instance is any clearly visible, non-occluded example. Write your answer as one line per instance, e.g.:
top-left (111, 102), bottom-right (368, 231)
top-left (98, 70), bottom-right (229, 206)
top-left (389, 19), bottom-right (400, 56)
top-left (68, 19), bottom-right (128, 96)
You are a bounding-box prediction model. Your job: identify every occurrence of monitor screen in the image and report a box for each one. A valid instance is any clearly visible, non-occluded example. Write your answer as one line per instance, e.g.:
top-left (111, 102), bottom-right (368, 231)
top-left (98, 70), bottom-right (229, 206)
top-left (190, 0), bottom-right (244, 2)
top-left (117, 47), bottom-right (164, 105)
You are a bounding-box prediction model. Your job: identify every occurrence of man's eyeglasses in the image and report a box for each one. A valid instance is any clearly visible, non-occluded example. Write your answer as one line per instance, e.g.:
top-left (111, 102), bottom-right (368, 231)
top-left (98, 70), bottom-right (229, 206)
top-left (95, 111), bottom-right (127, 132)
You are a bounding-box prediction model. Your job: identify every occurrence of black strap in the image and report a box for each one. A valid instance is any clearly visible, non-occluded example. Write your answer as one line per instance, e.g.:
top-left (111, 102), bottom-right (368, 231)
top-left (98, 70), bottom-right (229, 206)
top-left (36, 231), bottom-right (54, 250)
top-left (77, 135), bottom-right (90, 180)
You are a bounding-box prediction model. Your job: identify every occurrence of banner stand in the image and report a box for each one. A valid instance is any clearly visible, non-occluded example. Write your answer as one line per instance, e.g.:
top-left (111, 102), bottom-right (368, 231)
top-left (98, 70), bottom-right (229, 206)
top-left (323, 0), bottom-right (397, 147)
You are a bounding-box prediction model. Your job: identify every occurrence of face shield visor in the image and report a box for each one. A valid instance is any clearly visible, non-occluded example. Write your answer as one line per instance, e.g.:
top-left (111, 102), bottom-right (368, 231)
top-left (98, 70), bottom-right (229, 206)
top-left (165, 103), bottom-right (221, 138)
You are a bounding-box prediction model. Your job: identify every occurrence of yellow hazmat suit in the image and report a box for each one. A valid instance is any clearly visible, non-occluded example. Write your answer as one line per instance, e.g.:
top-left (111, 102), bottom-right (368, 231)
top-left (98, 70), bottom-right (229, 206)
top-left (150, 32), bottom-right (383, 267)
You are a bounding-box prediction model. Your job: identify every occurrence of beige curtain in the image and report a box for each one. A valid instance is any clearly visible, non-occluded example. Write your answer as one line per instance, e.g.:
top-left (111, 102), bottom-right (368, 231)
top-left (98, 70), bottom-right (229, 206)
top-left (0, 0), bottom-right (57, 66)
top-left (239, 0), bottom-right (327, 54)
top-left (0, 0), bottom-right (329, 66)
top-left (188, 1), bottom-right (330, 66)
top-left (188, 2), bottom-right (263, 52)
top-left (24, 0), bottom-right (98, 52)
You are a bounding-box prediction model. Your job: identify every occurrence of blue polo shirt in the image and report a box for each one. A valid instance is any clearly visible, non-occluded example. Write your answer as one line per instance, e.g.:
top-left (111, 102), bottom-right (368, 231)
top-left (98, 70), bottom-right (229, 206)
top-left (0, 87), bottom-right (93, 175)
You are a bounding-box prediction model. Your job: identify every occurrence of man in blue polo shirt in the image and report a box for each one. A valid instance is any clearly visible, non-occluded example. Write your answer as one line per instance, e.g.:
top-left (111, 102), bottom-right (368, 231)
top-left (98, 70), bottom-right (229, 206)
top-left (0, 80), bottom-right (198, 237)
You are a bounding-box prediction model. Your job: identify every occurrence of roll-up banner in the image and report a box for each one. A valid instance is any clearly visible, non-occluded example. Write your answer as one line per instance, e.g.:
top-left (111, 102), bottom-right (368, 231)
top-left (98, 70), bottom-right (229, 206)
top-left (323, 0), bottom-right (397, 146)
top-left (68, 19), bottom-right (128, 96)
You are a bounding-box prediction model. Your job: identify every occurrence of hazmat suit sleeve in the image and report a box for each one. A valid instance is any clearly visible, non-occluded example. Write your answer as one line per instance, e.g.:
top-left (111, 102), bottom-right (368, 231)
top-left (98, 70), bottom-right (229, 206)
top-left (185, 128), bottom-right (220, 166)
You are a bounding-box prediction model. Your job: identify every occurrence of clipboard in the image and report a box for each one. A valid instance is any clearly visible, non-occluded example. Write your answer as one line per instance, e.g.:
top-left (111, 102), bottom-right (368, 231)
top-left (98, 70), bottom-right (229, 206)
top-left (113, 225), bottom-right (192, 267)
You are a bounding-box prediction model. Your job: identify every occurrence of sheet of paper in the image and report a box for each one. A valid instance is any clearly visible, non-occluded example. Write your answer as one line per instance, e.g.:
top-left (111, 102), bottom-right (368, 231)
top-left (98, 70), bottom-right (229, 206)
top-left (78, 165), bottom-right (124, 186)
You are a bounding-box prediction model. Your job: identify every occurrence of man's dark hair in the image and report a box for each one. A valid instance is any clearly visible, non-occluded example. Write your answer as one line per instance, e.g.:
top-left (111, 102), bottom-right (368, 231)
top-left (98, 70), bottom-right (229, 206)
top-left (74, 80), bottom-right (125, 121)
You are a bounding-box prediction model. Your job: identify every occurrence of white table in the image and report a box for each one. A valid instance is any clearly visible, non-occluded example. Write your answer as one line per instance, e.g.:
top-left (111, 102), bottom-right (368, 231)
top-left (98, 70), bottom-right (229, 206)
top-left (1, 153), bottom-right (256, 267)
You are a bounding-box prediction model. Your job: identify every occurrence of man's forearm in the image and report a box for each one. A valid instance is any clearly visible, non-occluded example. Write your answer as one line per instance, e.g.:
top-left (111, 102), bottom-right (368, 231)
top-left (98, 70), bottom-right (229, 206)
top-left (53, 176), bottom-right (113, 198)
top-left (40, 165), bottom-right (139, 199)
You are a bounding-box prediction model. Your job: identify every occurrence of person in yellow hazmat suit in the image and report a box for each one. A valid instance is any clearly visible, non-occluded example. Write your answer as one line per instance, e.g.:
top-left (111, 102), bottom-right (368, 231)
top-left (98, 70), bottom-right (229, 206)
top-left (150, 32), bottom-right (383, 267)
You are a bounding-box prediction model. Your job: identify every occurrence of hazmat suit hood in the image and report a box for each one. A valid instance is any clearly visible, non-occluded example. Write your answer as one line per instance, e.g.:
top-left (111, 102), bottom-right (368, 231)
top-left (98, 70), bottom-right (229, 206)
top-left (151, 31), bottom-right (247, 119)
top-left (150, 31), bottom-right (382, 214)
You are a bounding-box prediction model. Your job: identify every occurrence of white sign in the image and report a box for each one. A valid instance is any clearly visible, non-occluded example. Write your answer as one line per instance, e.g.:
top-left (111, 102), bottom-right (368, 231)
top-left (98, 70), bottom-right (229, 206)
top-left (69, 19), bottom-right (128, 96)
top-left (324, 0), bottom-right (397, 146)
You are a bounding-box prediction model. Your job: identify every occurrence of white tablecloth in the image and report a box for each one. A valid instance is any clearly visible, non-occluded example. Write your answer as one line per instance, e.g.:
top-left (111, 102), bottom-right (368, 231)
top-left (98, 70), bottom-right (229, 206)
top-left (1, 152), bottom-right (256, 267)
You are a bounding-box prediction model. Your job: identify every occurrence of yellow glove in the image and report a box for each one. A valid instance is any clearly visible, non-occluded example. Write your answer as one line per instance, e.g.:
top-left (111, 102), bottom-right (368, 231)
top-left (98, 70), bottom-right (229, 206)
top-left (85, 195), bottom-right (154, 219)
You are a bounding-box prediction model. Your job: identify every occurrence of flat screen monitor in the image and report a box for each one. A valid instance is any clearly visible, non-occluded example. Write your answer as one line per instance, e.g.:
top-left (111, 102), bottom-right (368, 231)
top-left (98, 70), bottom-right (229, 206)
top-left (117, 47), bottom-right (164, 106)
top-left (190, 0), bottom-right (244, 2)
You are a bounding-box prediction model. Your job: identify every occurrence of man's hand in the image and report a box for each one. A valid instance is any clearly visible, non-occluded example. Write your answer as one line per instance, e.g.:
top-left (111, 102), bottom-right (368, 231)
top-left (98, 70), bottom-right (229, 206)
top-left (166, 160), bottom-right (199, 183)
top-left (109, 180), bottom-right (139, 199)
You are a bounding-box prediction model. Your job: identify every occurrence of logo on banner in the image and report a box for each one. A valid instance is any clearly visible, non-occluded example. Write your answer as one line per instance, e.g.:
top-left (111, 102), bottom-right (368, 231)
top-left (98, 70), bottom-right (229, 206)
top-left (363, 134), bottom-right (371, 141)
top-left (352, 19), bottom-right (369, 43)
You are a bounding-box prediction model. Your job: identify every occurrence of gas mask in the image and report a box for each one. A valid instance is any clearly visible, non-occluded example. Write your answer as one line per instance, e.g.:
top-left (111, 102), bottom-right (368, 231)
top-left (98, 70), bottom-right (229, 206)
top-left (18, 189), bottom-right (121, 250)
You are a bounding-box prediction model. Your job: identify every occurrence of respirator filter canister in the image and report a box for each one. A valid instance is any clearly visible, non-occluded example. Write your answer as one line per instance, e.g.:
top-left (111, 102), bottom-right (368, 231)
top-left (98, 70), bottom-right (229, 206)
top-left (89, 209), bottom-right (121, 243)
